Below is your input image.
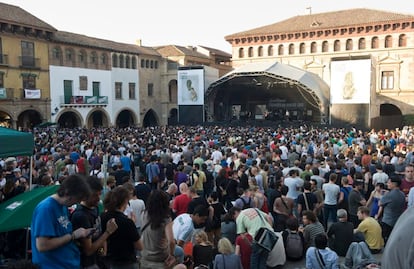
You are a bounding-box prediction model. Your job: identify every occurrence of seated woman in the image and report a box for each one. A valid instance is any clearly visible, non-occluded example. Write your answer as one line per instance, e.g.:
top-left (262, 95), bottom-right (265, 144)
top-left (213, 238), bottom-right (242, 269)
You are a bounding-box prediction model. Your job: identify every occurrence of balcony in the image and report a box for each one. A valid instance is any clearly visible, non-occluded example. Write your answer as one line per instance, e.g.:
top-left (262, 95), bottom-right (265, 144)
top-left (0, 54), bottom-right (8, 66)
top-left (61, 95), bottom-right (108, 107)
top-left (19, 56), bottom-right (41, 69)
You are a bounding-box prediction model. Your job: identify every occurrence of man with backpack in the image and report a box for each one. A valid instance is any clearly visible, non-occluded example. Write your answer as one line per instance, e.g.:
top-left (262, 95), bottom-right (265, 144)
top-left (234, 188), bottom-right (254, 210)
top-left (282, 217), bottom-right (305, 261)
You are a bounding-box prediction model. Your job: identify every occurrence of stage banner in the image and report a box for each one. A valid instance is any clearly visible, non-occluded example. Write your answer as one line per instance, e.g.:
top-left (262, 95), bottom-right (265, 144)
top-left (24, 89), bottom-right (41, 99)
top-left (178, 68), bottom-right (204, 105)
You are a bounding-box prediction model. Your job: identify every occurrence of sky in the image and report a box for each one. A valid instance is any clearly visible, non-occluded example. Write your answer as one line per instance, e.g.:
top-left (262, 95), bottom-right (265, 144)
top-left (2, 0), bottom-right (414, 53)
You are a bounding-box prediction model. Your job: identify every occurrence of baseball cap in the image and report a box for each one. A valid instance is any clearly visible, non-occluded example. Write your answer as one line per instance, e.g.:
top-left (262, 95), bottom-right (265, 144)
top-left (13, 168), bottom-right (21, 173)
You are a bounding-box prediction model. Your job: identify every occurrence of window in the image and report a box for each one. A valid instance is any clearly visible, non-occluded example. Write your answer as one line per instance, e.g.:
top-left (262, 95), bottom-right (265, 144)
top-left (299, 43), bottom-right (305, 54)
top-left (125, 56), bottom-right (130, 68)
top-left (248, 47), bottom-right (253, 57)
top-left (288, 44), bottom-right (294, 55)
top-left (66, 49), bottom-right (73, 61)
top-left (322, 41), bottom-right (328, 52)
top-left (0, 72), bottom-right (4, 88)
top-left (268, 46), bottom-right (273, 56)
top-left (52, 47), bottom-right (61, 59)
top-left (119, 55), bottom-right (124, 68)
top-left (147, 83), bottom-right (153, 97)
top-left (399, 34), bottom-right (407, 47)
top-left (258, 46), bottom-right (263, 57)
top-left (21, 41), bottom-right (35, 67)
top-left (129, 83), bottom-right (136, 99)
top-left (78, 51), bottom-right (86, 65)
top-left (141, 59), bottom-right (145, 68)
top-left (334, 40), bottom-right (340, 51)
top-left (112, 54), bottom-right (118, 68)
top-left (310, 42), bottom-right (317, 53)
top-left (115, 82), bottom-right (122, 99)
top-left (101, 53), bottom-right (107, 65)
top-left (238, 48), bottom-right (244, 58)
top-left (358, 38), bottom-right (366, 50)
top-left (90, 52), bottom-right (97, 64)
top-left (346, 39), bottom-right (353, 50)
top-left (150, 60), bottom-right (154, 68)
top-left (92, 81), bottom-right (100, 96)
top-left (385, 35), bottom-right (392, 48)
top-left (22, 73), bottom-right (36, 89)
top-left (154, 61), bottom-right (158, 69)
top-left (278, 45), bottom-right (284, 55)
top-left (145, 60), bottom-right (149, 68)
top-left (381, 71), bottom-right (394, 90)
top-left (79, 76), bottom-right (87, 91)
top-left (132, 56), bottom-right (137, 69)
top-left (0, 38), bottom-right (4, 65)
top-left (371, 37), bottom-right (379, 49)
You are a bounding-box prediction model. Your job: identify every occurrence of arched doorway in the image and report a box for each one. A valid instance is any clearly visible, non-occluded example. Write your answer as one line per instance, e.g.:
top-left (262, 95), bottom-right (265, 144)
top-left (0, 111), bottom-right (12, 127)
top-left (116, 110), bottom-right (136, 128)
top-left (168, 79), bottom-right (178, 103)
top-left (143, 109), bottom-right (159, 127)
top-left (57, 111), bottom-right (82, 128)
top-left (17, 110), bottom-right (42, 129)
top-left (168, 108), bottom-right (178, 125)
top-left (87, 110), bottom-right (109, 128)
top-left (375, 103), bottom-right (402, 129)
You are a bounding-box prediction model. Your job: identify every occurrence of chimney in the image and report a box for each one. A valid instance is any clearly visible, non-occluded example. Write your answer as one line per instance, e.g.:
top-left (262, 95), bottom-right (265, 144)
top-left (136, 39), bottom-right (142, 46)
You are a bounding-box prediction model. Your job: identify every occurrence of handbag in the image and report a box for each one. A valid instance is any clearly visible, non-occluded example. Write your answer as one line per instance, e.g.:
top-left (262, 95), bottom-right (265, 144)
top-left (253, 209), bottom-right (278, 252)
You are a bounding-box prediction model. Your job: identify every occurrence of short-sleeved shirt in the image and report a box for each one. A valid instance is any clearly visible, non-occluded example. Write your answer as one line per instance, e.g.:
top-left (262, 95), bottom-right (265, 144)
top-left (173, 193), bottom-right (192, 216)
top-left (236, 208), bottom-right (272, 237)
top-left (380, 188), bottom-right (406, 226)
top-left (101, 211), bottom-right (140, 263)
top-left (173, 213), bottom-right (194, 243)
top-left (356, 217), bottom-right (384, 250)
top-left (31, 197), bottom-right (80, 269)
top-left (323, 183), bottom-right (340, 205)
top-left (297, 192), bottom-right (317, 212)
top-left (284, 177), bottom-right (304, 200)
top-left (348, 189), bottom-right (364, 216)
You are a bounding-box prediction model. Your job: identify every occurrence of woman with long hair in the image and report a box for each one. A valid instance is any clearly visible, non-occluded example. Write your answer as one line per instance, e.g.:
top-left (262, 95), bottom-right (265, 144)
top-left (140, 190), bottom-right (177, 269)
top-left (101, 186), bottom-right (143, 269)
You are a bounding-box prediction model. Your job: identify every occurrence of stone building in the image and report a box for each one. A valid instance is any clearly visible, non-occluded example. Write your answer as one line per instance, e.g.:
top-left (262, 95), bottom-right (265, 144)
top-left (0, 2), bottom-right (56, 129)
top-left (224, 8), bottom-right (414, 128)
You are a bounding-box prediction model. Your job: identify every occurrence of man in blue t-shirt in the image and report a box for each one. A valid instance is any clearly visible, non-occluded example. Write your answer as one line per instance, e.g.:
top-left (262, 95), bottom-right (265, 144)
top-left (31, 174), bottom-right (94, 269)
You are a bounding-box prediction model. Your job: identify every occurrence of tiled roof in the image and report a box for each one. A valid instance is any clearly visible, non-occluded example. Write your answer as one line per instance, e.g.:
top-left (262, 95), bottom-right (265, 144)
top-left (197, 45), bottom-right (232, 57)
top-left (226, 8), bottom-right (414, 39)
top-left (155, 45), bottom-right (209, 59)
top-left (0, 2), bottom-right (56, 31)
top-left (53, 31), bottom-right (160, 56)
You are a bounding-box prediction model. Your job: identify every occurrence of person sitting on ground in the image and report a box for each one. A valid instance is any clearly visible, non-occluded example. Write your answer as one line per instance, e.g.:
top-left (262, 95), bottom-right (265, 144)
top-left (354, 206), bottom-right (384, 254)
top-left (305, 233), bottom-right (339, 269)
top-left (327, 209), bottom-right (354, 257)
top-left (301, 210), bottom-right (325, 249)
top-left (282, 217), bottom-right (305, 261)
top-left (213, 238), bottom-right (243, 269)
top-left (220, 207), bottom-right (241, 245)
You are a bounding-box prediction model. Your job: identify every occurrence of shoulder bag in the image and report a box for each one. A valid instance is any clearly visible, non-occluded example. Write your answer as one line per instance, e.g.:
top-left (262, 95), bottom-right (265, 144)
top-left (253, 208), bottom-right (278, 252)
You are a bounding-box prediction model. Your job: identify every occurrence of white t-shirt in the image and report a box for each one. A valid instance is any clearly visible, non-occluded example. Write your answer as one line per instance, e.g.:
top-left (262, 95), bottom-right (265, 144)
top-left (173, 213), bottom-right (194, 243)
top-left (130, 198), bottom-right (145, 228)
top-left (322, 182), bottom-right (340, 205)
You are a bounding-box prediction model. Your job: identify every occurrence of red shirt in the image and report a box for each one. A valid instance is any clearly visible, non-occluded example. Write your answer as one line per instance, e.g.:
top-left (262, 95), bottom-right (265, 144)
top-left (173, 193), bottom-right (191, 216)
top-left (400, 179), bottom-right (414, 196)
top-left (235, 234), bottom-right (252, 269)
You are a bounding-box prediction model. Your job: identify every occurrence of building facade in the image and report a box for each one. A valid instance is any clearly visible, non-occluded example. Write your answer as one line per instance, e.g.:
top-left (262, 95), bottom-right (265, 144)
top-left (0, 3), bottom-right (56, 129)
top-left (225, 8), bottom-right (414, 128)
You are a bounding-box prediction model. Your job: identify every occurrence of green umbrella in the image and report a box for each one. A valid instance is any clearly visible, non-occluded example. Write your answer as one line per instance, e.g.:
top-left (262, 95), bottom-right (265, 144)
top-left (0, 185), bottom-right (59, 232)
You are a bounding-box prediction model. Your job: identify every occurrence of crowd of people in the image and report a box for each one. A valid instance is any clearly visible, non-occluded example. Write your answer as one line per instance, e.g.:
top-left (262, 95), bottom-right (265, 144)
top-left (1, 124), bottom-right (414, 269)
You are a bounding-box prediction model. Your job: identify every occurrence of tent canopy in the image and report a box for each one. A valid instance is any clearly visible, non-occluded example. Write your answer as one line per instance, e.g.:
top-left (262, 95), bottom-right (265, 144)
top-left (0, 127), bottom-right (34, 158)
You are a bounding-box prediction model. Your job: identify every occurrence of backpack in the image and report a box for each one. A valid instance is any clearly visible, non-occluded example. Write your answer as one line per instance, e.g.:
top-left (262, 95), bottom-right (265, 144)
top-left (284, 230), bottom-right (304, 259)
top-left (240, 197), bottom-right (251, 210)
